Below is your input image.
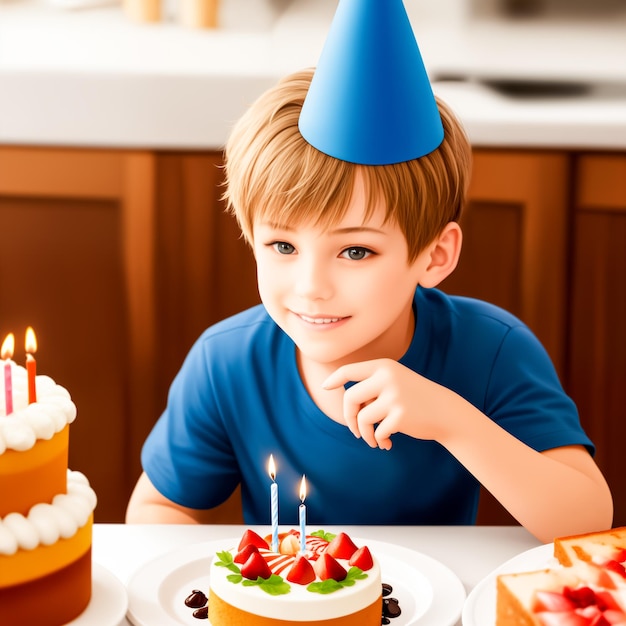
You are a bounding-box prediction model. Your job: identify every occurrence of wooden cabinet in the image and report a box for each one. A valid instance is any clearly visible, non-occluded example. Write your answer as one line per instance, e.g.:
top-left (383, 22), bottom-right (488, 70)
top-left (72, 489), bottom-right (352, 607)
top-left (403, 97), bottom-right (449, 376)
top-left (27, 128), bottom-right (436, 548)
top-left (0, 147), bottom-right (255, 522)
top-left (569, 154), bottom-right (626, 527)
top-left (1, 145), bottom-right (624, 526)
top-left (440, 150), bottom-right (572, 525)
top-left (442, 150), bottom-right (570, 375)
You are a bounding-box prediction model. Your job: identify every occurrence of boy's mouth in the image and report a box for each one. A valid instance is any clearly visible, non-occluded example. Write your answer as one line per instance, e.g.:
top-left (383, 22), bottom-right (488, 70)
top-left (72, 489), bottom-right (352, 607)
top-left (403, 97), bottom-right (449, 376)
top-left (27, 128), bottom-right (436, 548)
top-left (297, 314), bottom-right (346, 325)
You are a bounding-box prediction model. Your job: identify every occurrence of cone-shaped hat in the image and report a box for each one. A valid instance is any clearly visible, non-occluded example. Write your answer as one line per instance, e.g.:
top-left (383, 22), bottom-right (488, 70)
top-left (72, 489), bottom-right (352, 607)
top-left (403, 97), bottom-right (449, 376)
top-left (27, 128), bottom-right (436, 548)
top-left (299, 0), bottom-right (443, 165)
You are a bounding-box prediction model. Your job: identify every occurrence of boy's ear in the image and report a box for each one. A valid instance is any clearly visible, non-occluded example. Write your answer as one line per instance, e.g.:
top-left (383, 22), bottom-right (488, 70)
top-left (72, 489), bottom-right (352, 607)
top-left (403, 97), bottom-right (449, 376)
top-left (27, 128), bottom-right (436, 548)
top-left (419, 222), bottom-right (463, 288)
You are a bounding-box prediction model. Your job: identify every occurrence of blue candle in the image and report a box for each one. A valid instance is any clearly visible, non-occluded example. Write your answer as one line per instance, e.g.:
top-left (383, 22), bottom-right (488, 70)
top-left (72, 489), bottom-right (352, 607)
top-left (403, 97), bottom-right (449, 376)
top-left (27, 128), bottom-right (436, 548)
top-left (268, 455), bottom-right (279, 552)
top-left (299, 475), bottom-right (307, 554)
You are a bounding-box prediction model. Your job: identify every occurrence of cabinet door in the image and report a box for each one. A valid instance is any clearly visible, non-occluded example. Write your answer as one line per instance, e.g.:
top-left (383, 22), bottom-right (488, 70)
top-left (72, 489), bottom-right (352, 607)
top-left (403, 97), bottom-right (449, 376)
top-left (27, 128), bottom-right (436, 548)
top-left (570, 153), bottom-right (626, 526)
top-left (440, 149), bottom-right (570, 525)
top-left (152, 152), bottom-right (259, 524)
top-left (0, 147), bottom-right (157, 522)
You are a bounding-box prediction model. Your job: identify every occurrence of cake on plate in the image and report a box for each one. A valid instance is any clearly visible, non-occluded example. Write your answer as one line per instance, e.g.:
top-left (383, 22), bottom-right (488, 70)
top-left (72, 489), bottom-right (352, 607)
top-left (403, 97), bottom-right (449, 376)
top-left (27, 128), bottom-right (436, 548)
top-left (496, 527), bottom-right (626, 626)
top-left (208, 528), bottom-right (382, 626)
top-left (0, 362), bottom-right (97, 626)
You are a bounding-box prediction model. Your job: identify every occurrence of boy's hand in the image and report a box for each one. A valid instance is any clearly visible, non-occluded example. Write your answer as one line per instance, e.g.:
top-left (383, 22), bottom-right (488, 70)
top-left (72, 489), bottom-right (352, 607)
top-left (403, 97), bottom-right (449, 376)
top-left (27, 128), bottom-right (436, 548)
top-left (322, 358), bottom-right (450, 450)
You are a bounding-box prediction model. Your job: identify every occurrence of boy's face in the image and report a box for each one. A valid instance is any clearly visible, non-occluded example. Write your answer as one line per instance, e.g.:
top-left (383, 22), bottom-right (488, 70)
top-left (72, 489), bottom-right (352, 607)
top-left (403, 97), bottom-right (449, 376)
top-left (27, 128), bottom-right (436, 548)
top-left (252, 175), bottom-right (431, 369)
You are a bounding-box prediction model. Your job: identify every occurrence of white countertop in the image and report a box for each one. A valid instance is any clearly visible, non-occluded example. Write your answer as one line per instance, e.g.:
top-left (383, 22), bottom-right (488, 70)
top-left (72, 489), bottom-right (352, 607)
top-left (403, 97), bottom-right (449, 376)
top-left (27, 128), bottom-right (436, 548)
top-left (92, 523), bottom-right (542, 626)
top-left (1, 0), bottom-right (626, 150)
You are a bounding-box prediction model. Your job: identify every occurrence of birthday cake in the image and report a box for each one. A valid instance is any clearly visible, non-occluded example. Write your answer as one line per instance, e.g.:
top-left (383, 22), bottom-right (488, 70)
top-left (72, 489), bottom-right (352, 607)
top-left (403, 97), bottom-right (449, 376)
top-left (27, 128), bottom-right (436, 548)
top-left (0, 360), bottom-right (97, 626)
top-left (496, 527), bottom-right (626, 625)
top-left (207, 529), bottom-right (382, 626)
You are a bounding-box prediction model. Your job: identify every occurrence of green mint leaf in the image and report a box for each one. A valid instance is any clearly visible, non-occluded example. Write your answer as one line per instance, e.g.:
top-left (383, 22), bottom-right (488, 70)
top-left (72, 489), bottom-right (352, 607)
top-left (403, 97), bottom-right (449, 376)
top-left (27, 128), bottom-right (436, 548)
top-left (260, 575), bottom-right (291, 596)
top-left (307, 579), bottom-right (344, 594)
top-left (215, 550), bottom-right (234, 565)
top-left (310, 529), bottom-right (336, 542)
top-left (215, 551), bottom-right (241, 574)
top-left (346, 567), bottom-right (367, 581)
top-left (306, 569), bottom-right (368, 594)
top-left (227, 573), bottom-right (243, 584)
top-left (242, 574), bottom-right (290, 595)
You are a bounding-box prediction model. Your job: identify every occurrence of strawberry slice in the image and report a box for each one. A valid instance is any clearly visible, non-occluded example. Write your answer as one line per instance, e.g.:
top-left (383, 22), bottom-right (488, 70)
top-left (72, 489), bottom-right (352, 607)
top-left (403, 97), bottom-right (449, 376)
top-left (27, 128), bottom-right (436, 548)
top-left (286, 554), bottom-right (316, 585)
top-left (535, 611), bottom-right (588, 626)
top-left (238, 529), bottom-right (269, 551)
top-left (564, 586), bottom-right (598, 608)
top-left (604, 560), bottom-right (626, 578)
top-left (234, 543), bottom-right (259, 564)
top-left (325, 532), bottom-right (359, 560)
top-left (241, 551), bottom-right (272, 580)
top-left (611, 549), bottom-right (626, 563)
top-left (533, 590), bottom-right (576, 612)
top-left (314, 553), bottom-right (347, 582)
top-left (594, 591), bottom-right (623, 612)
top-left (349, 545), bottom-right (374, 571)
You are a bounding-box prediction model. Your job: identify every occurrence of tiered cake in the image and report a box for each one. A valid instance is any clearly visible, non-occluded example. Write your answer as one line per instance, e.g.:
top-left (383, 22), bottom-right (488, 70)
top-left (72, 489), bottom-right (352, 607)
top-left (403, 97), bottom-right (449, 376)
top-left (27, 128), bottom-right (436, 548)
top-left (0, 362), bottom-right (97, 626)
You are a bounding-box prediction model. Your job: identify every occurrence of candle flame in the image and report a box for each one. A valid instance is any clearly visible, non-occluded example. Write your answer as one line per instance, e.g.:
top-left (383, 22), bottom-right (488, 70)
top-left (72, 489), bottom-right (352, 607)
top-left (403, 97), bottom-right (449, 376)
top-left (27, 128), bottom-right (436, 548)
top-left (25, 327), bottom-right (37, 354)
top-left (299, 475), bottom-right (307, 502)
top-left (268, 454), bottom-right (276, 481)
top-left (1, 333), bottom-right (15, 360)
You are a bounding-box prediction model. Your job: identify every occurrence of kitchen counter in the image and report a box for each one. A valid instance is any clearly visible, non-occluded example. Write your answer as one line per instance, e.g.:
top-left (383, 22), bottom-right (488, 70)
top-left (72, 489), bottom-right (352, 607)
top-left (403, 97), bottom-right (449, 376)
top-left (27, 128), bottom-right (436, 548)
top-left (1, 0), bottom-right (625, 150)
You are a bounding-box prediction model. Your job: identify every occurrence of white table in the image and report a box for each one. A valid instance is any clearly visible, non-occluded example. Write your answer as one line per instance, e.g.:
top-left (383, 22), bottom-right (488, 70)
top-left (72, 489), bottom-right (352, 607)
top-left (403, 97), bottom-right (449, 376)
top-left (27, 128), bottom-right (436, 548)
top-left (92, 523), bottom-right (542, 626)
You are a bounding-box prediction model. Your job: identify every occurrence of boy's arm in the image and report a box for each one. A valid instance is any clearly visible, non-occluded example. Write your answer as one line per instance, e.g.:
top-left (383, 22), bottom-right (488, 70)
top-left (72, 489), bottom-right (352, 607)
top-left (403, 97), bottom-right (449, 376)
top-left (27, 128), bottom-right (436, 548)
top-left (125, 472), bottom-right (216, 524)
top-left (323, 359), bottom-right (613, 543)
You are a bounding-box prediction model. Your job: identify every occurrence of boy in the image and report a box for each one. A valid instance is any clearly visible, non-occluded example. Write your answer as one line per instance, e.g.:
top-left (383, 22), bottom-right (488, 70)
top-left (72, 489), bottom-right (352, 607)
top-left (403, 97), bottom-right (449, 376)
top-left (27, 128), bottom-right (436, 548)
top-left (127, 68), bottom-right (612, 542)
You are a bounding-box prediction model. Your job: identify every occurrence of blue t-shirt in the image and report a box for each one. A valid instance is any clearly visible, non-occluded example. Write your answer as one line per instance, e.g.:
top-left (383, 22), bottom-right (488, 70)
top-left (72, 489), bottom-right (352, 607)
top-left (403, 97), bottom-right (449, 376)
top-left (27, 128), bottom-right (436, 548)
top-left (141, 287), bottom-right (593, 525)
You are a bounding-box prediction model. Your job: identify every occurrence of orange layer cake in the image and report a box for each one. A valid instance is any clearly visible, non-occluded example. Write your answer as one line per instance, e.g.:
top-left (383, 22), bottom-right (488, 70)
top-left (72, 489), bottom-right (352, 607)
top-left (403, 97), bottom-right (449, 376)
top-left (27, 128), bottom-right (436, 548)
top-left (0, 363), bottom-right (97, 626)
top-left (209, 530), bottom-right (381, 626)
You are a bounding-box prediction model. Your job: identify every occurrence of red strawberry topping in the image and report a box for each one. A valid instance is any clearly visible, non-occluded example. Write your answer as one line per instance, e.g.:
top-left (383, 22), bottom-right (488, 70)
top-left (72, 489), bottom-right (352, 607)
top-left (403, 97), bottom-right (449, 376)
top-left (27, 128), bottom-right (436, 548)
top-left (349, 545), bottom-right (374, 571)
top-left (314, 553), bottom-right (348, 582)
top-left (241, 551), bottom-right (272, 580)
top-left (234, 543), bottom-right (259, 564)
top-left (325, 532), bottom-right (359, 560)
top-left (238, 529), bottom-right (269, 551)
top-left (286, 554), bottom-right (317, 585)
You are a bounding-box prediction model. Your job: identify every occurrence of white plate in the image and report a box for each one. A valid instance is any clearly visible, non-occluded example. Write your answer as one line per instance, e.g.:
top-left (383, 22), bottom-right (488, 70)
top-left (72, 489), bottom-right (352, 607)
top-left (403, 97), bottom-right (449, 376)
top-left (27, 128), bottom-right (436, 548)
top-left (67, 563), bottom-right (129, 626)
top-left (126, 538), bottom-right (466, 626)
top-left (462, 543), bottom-right (555, 625)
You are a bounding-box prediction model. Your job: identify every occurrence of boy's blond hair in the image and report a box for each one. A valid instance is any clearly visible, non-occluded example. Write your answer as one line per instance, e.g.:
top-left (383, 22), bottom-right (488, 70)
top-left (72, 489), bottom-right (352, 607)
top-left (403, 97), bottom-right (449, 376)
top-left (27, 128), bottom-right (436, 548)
top-left (223, 68), bottom-right (472, 262)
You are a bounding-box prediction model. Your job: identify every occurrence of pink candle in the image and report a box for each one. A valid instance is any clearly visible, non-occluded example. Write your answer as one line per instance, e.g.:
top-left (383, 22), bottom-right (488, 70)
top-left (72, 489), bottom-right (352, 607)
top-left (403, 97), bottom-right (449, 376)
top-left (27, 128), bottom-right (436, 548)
top-left (1, 333), bottom-right (15, 416)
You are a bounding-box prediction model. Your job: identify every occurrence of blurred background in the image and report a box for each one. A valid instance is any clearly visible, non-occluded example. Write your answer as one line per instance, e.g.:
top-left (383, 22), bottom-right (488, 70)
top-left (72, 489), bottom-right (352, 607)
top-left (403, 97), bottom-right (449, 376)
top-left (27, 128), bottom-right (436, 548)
top-left (0, 0), bottom-right (625, 525)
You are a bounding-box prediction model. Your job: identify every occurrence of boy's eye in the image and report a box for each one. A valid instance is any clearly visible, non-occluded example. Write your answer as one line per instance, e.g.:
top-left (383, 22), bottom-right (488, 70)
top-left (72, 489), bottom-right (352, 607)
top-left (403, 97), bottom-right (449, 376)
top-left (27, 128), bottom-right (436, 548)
top-left (272, 241), bottom-right (296, 255)
top-left (341, 247), bottom-right (372, 261)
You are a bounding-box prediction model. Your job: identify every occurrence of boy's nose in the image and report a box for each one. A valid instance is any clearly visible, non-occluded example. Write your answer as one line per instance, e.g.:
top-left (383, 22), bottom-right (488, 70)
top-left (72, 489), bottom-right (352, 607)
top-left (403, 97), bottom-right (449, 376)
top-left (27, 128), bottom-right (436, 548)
top-left (293, 258), bottom-right (334, 300)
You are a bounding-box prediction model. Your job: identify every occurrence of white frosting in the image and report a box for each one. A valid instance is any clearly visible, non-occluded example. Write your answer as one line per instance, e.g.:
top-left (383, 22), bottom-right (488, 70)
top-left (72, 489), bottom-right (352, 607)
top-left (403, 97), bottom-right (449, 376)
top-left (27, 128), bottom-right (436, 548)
top-left (0, 470), bottom-right (97, 556)
top-left (210, 537), bottom-right (381, 621)
top-left (0, 362), bottom-right (77, 453)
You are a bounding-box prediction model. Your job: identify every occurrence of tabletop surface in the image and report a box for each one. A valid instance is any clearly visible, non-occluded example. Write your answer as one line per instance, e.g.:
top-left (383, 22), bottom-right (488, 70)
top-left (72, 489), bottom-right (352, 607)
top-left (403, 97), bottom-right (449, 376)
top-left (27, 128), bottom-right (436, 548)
top-left (92, 523), bottom-right (542, 626)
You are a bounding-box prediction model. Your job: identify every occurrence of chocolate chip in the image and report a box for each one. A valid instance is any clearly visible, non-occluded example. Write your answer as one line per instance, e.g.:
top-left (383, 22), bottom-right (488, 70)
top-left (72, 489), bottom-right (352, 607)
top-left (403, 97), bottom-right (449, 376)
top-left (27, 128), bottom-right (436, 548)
top-left (382, 583), bottom-right (393, 597)
top-left (383, 597), bottom-right (402, 618)
top-left (185, 590), bottom-right (208, 609)
top-left (192, 606), bottom-right (209, 619)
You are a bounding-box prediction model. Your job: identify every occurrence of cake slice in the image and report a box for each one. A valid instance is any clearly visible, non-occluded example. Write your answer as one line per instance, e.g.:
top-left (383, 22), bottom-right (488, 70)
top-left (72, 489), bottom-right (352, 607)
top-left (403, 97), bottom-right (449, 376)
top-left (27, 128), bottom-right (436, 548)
top-left (555, 527), bottom-right (626, 572)
top-left (497, 561), bottom-right (626, 626)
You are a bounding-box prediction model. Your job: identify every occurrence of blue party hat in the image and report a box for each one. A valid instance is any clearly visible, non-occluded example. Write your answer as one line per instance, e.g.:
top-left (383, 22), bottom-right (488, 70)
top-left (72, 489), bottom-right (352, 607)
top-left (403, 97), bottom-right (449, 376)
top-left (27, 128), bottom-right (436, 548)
top-left (298, 0), bottom-right (443, 165)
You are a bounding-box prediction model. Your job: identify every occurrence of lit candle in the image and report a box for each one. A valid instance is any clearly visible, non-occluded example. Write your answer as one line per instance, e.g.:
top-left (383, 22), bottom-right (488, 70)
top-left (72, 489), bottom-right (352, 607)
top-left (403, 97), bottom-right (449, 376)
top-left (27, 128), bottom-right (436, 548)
top-left (2, 333), bottom-right (15, 416)
top-left (299, 475), bottom-right (307, 554)
top-left (25, 327), bottom-right (37, 404)
top-left (268, 455), bottom-right (279, 552)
